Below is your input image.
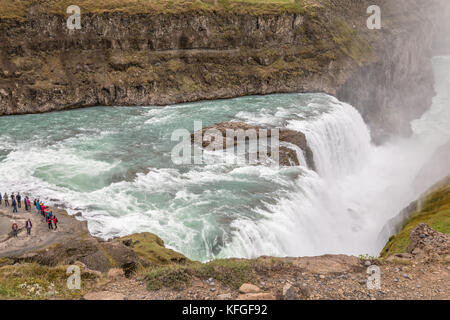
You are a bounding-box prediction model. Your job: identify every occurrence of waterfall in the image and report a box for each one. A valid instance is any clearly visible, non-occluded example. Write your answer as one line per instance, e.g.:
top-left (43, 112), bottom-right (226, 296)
top-left (222, 57), bottom-right (450, 259)
top-left (0, 57), bottom-right (448, 262)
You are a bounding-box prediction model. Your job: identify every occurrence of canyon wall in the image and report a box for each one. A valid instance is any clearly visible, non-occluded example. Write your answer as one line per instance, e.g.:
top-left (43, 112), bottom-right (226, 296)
top-left (0, 0), bottom-right (445, 143)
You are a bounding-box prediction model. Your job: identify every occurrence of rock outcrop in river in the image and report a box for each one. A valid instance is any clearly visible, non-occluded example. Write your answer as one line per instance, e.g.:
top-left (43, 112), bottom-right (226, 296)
top-left (192, 121), bottom-right (315, 168)
top-left (0, 0), bottom-right (447, 143)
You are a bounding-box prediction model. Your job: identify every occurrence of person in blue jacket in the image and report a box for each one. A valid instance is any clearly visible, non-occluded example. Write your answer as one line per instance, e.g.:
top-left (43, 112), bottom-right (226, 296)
top-left (35, 200), bottom-right (41, 215)
top-left (12, 197), bottom-right (18, 213)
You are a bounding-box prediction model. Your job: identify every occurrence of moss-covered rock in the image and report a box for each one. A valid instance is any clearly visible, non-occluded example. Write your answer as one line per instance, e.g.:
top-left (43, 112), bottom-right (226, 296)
top-left (119, 232), bottom-right (189, 266)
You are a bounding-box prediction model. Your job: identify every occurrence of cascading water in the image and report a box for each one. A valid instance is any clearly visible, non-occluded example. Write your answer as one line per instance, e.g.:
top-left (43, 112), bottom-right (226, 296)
top-left (0, 56), bottom-right (448, 261)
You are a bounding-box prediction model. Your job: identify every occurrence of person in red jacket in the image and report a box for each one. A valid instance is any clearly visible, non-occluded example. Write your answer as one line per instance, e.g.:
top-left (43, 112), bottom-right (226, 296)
top-left (52, 216), bottom-right (58, 230)
top-left (11, 223), bottom-right (18, 237)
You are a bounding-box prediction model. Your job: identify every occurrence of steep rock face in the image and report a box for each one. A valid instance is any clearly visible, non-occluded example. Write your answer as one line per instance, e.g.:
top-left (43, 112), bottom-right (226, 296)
top-left (336, 25), bottom-right (435, 142)
top-left (0, 0), bottom-right (445, 143)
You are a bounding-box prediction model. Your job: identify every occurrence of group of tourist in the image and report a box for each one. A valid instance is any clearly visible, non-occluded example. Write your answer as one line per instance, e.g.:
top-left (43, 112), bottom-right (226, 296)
top-left (1, 192), bottom-right (31, 213)
top-left (35, 200), bottom-right (59, 231)
top-left (1, 192), bottom-right (59, 237)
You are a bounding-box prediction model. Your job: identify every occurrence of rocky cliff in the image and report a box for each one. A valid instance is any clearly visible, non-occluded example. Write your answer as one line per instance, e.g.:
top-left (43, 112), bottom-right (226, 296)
top-left (0, 0), bottom-right (445, 143)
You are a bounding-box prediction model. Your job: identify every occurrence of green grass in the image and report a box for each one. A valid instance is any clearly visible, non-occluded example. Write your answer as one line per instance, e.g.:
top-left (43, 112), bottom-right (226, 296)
top-left (0, 0), bottom-right (317, 19)
top-left (0, 263), bottom-right (99, 300)
top-left (145, 259), bottom-right (257, 291)
top-left (144, 257), bottom-right (291, 291)
top-left (329, 19), bottom-right (373, 65)
top-left (380, 185), bottom-right (450, 258)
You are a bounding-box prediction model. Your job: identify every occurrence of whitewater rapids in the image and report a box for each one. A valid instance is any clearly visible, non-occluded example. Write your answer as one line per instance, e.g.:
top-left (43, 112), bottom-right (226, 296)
top-left (0, 56), bottom-right (448, 261)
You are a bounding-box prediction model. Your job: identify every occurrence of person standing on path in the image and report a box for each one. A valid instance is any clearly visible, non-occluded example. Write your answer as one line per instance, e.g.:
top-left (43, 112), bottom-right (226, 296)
top-left (11, 197), bottom-right (17, 213)
top-left (25, 219), bottom-right (32, 236)
top-left (11, 223), bottom-right (18, 237)
top-left (4, 193), bottom-right (9, 207)
top-left (25, 197), bottom-right (31, 211)
top-left (52, 215), bottom-right (58, 230)
top-left (16, 193), bottom-right (22, 208)
top-left (35, 200), bottom-right (41, 215)
top-left (0, 193), bottom-right (2, 206)
top-left (47, 216), bottom-right (54, 230)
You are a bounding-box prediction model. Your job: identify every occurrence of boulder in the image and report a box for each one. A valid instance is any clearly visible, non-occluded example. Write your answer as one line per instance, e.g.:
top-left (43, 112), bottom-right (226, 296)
top-left (239, 283), bottom-right (261, 294)
top-left (282, 283), bottom-right (298, 300)
top-left (299, 284), bottom-right (312, 298)
top-left (118, 233), bottom-right (189, 266)
top-left (100, 241), bottom-right (140, 277)
top-left (192, 122), bottom-right (315, 169)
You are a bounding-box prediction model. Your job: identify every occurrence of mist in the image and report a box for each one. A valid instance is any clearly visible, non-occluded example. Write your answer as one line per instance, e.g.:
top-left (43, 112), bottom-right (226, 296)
top-left (432, 0), bottom-right (450, 55)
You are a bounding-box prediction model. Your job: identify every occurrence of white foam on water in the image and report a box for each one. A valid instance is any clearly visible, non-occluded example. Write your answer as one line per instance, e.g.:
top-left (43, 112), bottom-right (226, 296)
top-left (0, 57), bottom-right (448, 262)
top-left (220, 56), bottom-right (450, 258)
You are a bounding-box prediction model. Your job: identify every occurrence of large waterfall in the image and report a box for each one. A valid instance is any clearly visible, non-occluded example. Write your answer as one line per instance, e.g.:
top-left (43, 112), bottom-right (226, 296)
top-left (0, 56), bottom-right (448, 261)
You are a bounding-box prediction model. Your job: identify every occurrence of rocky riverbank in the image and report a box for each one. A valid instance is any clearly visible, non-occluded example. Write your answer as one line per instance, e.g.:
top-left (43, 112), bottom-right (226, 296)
top-left (0, 0), bottom-right (447, 143)
top-left (0, 174), bottom-right (448, 300)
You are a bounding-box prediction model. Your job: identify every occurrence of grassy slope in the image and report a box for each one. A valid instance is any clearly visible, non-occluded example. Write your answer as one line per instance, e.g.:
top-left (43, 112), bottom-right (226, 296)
top-left (0, 0), bottom-right (320, 19)
top-left (0, 261), bottom-right (98, 299)
top-left (144, 257), bottom-right (289, 291)
top-left (380, 184), bottom-right (450, 258)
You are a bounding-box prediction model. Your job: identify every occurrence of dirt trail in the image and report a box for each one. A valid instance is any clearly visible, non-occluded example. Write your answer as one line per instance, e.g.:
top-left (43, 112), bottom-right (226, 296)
top-left (86, 254), bottom-right (449, 300)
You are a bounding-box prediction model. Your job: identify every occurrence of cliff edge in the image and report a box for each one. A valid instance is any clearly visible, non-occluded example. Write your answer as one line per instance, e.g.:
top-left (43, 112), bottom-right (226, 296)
top-left (0, 0), bottom-right (445, 143)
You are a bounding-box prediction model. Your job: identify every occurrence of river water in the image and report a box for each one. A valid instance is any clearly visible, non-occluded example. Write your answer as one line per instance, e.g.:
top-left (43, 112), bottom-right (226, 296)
top-left (0, 56), bottom-right (448, 261)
